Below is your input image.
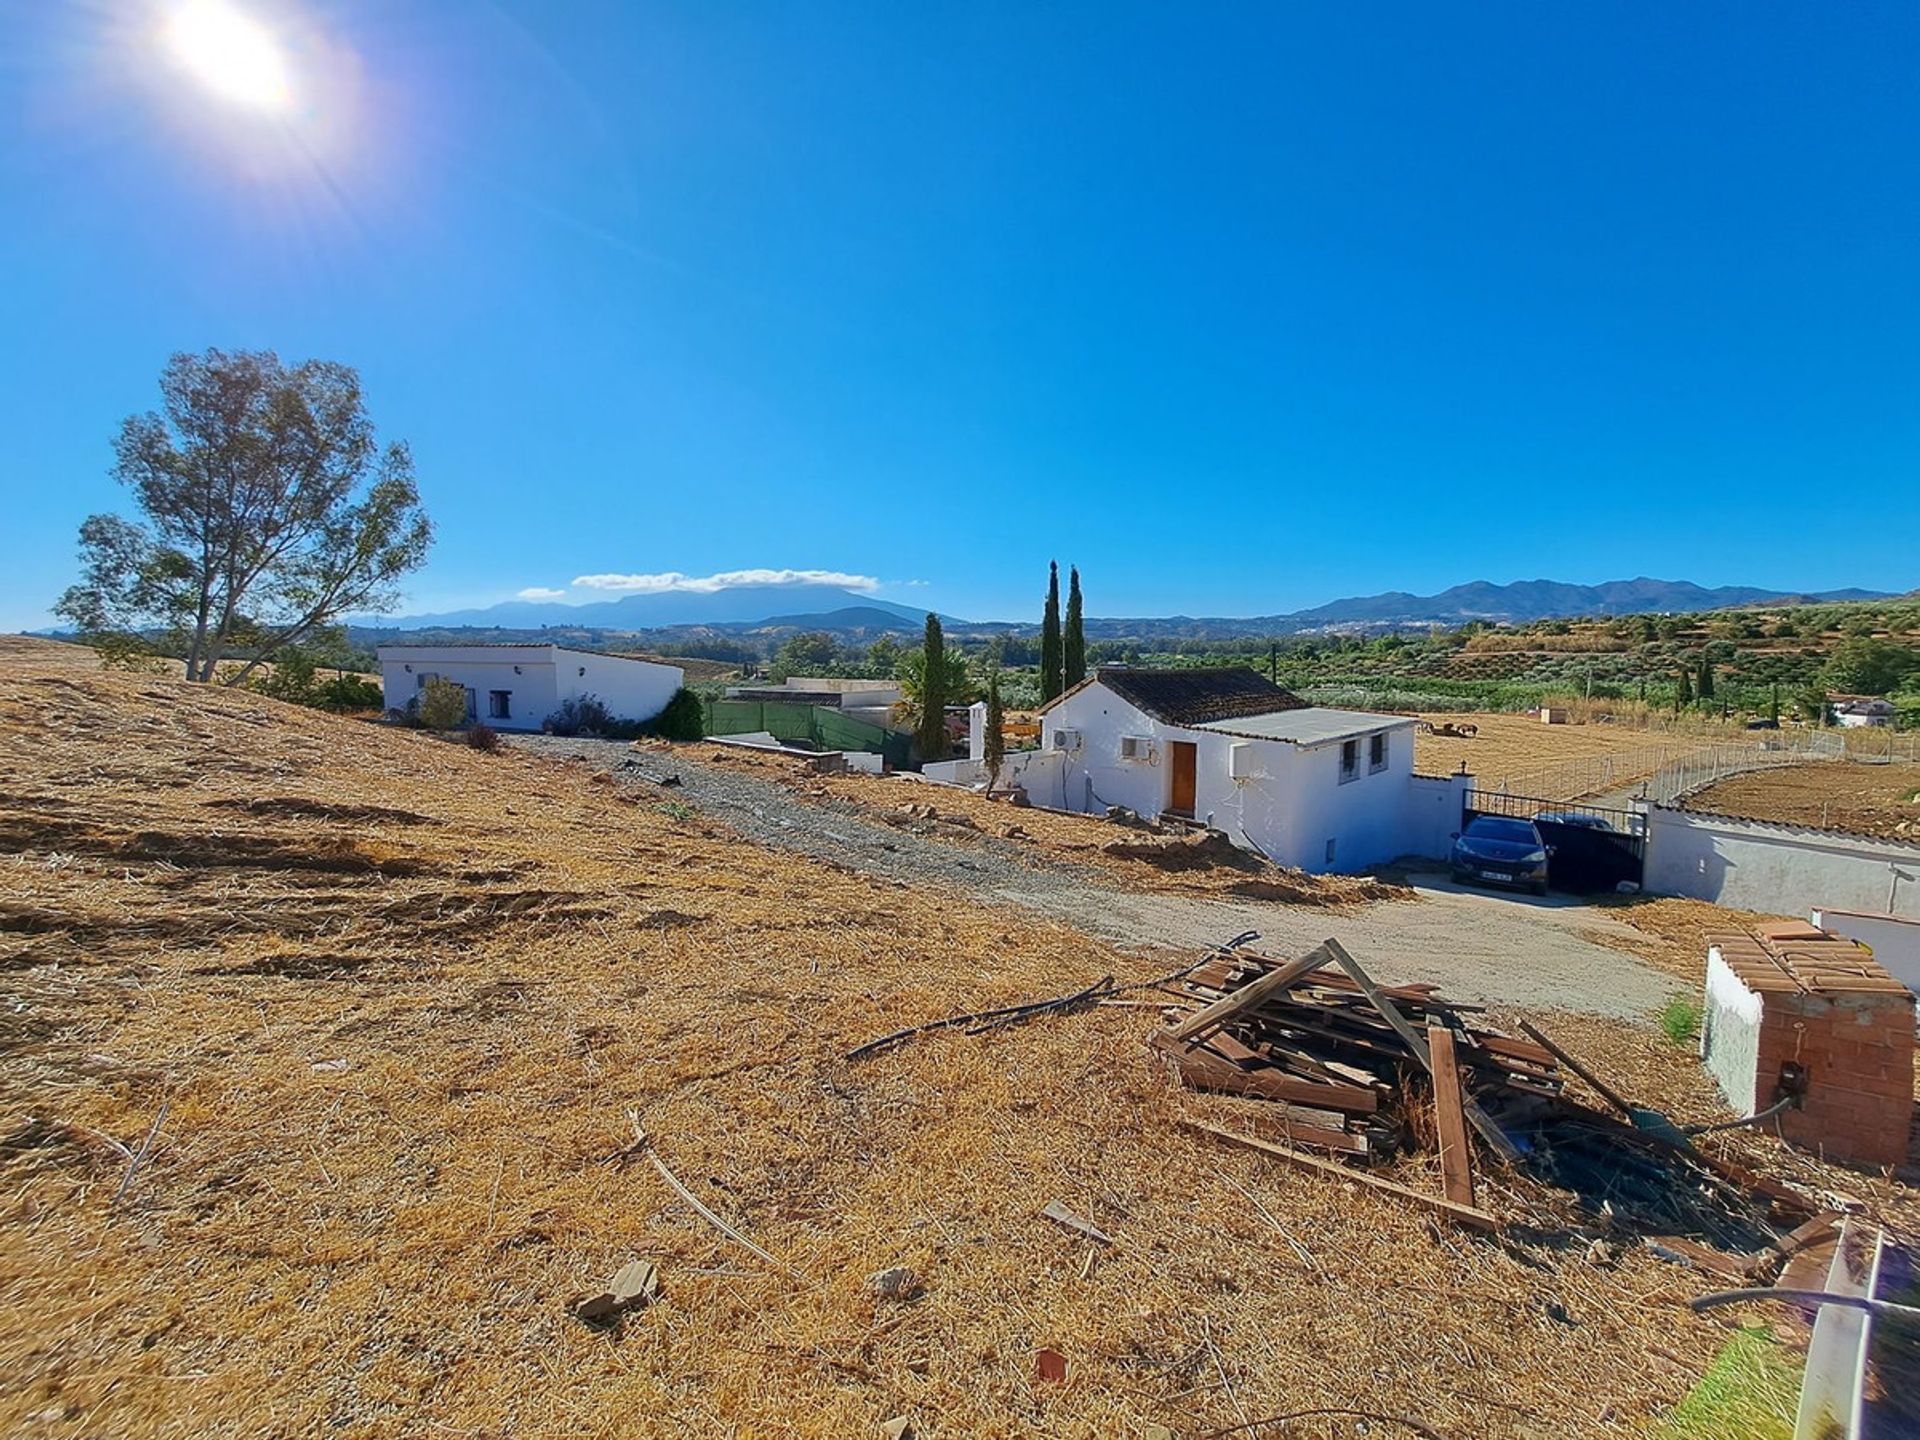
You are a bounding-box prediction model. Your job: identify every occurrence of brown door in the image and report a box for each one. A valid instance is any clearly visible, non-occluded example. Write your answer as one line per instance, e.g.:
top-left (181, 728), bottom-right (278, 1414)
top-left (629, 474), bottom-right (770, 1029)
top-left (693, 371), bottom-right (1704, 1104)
top-left (1169, 740), bottom-right (1197, 814)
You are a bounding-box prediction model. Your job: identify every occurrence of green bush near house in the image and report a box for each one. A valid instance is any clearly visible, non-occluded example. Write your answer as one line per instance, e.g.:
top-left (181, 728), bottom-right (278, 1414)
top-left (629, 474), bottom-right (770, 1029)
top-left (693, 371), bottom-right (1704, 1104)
top-left (645, 687), bottom-right (705, 742)
top-left (418, 676), bottom-right (468, 731)
top-left (1660, 997), bottom-right (1701, 1046)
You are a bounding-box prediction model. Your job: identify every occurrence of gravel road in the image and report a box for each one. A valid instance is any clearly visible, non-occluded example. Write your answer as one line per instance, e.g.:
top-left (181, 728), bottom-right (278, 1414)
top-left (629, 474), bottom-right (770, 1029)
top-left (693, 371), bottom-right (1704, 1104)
top-left (511, 736), bottom-right (1680, 1017)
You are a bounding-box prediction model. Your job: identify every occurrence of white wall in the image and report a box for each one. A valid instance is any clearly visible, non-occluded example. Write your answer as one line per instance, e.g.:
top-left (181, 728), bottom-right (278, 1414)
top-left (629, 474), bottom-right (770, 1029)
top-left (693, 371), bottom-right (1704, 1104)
top-left (1810, 908), bottom-right (1920, 994)
top-left (1644, 807), bottom-right (1920, 919)
top-left (378, 646), bottom-right (682, 730)
top-left (381, 649), bottom-right (560, 730)
top-left (559, 651), bottom-right (683, 723)
top-left (1039, 686), bottom-right (1417, 873)
top-left (1403, 772), bottom-right (1474, 863)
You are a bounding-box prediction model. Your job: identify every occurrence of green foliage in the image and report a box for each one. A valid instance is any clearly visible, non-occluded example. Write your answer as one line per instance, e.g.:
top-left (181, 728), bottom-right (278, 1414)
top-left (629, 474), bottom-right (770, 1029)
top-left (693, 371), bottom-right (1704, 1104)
top-left (1655, 1326), bottom-right (1796, 1440)
top-left (418, 676), bottom-right (468, 730)
top-left (1696, 655), bottom-right (1715, 701)
top-left (915, 614), bottom-right (951, 762)
top-left (646, 687), bottom-right (706, 742)
top-left (771, 630), bottom-right (840, 679)
top-left (861, 633), bottom-right (904, 680)
top-left (86, 628), bottom-right (167, 672)
top-left (1675, 665), bottom-right (1693, 710)
top-left (1063, 565), bottom-right (1086, 689)
top-left (55, 348), bottom-right (432, 685)
top-left (1795, 686), bottom-right (1829, 725)
top-left (1822, 636), bottom-right (1916, 696)
top-left (1040, 561), bottom-right (1063, 702)
top-left (1660, 997), bottom-right (1701, 1046)
top-left (316, 673), bottom-right (383, 711)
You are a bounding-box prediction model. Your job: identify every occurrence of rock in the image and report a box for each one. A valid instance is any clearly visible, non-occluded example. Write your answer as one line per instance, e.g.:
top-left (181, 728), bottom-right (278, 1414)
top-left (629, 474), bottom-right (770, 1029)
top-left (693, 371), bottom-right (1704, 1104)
top-left (1585, 1239), bottom-right (1616, 1268)
top-left (310, 1058), bottom-right (350, 1073)
top-left (1615, 880), bottom-right (1641, 894)
top-left (1035, 1346), bottom-right (1069, 1383)
top-left (999, 823), bottom-right (1030, 840)
top-left (867, 1265), bottom-right (920, 1301)
top-left (1144, 1427), bottom-right (1177, 1440)
top-left (571, 1259), bottom-right (661, 1325)
top-left (878, 1418), bottom-right (912, 1440)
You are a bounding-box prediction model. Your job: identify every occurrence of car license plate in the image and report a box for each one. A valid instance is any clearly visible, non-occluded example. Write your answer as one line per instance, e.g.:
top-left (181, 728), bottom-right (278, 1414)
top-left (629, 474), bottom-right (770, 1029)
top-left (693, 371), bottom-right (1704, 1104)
top-left (1478, 868), bottom-right (1507, 880)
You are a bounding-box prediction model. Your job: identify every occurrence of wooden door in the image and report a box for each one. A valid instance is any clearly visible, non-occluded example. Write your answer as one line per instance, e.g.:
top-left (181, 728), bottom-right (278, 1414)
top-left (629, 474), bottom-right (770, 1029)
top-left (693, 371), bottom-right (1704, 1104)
top-left (1169, 740), bottom-right (1197, 814)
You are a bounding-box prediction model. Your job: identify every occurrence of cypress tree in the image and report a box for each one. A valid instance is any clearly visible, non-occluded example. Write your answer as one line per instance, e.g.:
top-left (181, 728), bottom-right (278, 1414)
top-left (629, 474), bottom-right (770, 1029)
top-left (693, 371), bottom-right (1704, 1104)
top-left (1675, 666), bottom-right (1693, 711)
top-left (916, 613), bottom-right (950, 762)
top-left (1697, 656), bottom-right (1715, 701)
top-left (1769, 681), bottom-right (1780, 725)
top-left (1040, 561), bottom-right (1063, 702)
top-left (984, 668), bottom-right (1006, 787)
top-left (1063, 566), bottom-right (1086, 689)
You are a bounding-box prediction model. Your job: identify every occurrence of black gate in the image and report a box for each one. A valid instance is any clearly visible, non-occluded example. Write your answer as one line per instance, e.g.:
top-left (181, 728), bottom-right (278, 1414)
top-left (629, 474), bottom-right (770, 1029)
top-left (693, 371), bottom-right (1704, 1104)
top-left (1462, 790), bottom-right (1645, 894)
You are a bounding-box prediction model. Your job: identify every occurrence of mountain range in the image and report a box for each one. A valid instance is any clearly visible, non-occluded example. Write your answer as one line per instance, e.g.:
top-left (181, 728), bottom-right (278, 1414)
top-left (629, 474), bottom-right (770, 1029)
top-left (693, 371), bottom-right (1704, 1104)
top-left (362, 576), bottom-right (1897, 640)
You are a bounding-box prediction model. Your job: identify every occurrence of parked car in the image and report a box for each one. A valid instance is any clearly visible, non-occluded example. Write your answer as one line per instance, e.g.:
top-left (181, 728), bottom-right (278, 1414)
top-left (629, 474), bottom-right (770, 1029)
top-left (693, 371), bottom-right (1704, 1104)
top-left (1450, 816), bottom-right (1551, 895)
top-left (1532, 810), bottom-right (1617, 833)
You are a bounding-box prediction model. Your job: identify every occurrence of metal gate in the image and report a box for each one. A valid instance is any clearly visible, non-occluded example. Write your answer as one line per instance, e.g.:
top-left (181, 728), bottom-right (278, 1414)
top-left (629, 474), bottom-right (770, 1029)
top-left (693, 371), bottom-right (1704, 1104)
top-left (1463, 789), bottom-right (1645, 894)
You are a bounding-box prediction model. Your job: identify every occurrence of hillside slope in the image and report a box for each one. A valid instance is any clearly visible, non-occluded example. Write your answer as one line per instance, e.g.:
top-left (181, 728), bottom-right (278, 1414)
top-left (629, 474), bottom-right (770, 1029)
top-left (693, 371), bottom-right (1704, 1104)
top-left (0, 637), bottom-right (1894, 1436)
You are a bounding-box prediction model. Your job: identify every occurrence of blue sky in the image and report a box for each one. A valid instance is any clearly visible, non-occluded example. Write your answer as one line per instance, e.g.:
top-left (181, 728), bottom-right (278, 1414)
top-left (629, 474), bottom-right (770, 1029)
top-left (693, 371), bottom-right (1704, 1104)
top-left (2, 2), bottom-right (1916, 630)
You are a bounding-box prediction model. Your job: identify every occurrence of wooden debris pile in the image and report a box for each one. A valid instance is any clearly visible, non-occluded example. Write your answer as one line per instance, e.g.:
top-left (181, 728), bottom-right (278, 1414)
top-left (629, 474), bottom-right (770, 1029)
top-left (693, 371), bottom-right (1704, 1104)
top-left (1155, 936), bottom-right (1820, 1258)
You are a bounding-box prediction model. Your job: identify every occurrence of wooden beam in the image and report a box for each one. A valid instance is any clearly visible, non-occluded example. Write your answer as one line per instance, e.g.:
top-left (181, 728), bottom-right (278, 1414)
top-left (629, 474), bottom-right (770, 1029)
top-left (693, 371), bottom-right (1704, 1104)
top-left (1518, 1019), bottom-right (1634, 1118)
top-left (1323, 939), bottom-right (1520, 1162)
top-left (1161, 941), bottom-right (1334, 1046)
top-left (1427, 1025), bottom-right (1476, 1210)
top-left (1181, 1119), bottom-right (1498, 1232)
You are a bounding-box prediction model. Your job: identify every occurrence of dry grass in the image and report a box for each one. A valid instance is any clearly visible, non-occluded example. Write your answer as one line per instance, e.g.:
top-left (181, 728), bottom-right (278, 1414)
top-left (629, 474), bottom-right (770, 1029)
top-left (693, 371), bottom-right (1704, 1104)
top-left (691, 743), bottom-right (1406, 906)
top-left (1413, 712), bottom-right (1767, 794)
top-left (1687, 761), bottom-right (1920, 841)
top-left (3, 638), bottom-right (1916, 1438)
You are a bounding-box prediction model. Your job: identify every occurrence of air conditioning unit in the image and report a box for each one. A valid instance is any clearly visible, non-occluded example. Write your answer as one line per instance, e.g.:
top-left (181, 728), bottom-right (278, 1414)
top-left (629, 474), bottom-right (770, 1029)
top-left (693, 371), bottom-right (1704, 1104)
top-left (1229, 742), bottom-right (1260, 779)
top-left (1119, 735), bottom-right (1152, 762)
top-left (1051, 728), bottom-right (1082, 752)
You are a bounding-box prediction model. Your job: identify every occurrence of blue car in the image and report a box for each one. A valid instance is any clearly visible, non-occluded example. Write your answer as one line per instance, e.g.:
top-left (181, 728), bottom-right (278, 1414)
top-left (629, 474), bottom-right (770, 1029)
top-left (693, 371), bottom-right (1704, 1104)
top-left (1451, 816), bottom-right (1551, 895)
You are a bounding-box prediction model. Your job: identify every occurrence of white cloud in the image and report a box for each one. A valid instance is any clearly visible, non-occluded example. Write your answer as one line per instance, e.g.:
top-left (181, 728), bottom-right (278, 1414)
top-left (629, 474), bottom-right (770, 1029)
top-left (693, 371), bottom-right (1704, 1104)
top-left (516, 586), bottom-right (570, 602)
top-left (571, 568), bottom-right (881, 595)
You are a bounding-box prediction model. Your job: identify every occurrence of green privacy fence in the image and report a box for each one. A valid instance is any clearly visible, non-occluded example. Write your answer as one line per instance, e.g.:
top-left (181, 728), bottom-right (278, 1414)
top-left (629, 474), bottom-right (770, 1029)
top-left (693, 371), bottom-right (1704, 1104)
top-left (703, 699), bottom-right (913, 769)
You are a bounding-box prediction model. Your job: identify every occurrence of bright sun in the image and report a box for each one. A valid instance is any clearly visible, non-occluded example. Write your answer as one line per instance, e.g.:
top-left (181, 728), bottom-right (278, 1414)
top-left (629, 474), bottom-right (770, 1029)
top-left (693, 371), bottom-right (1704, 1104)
top-left (164, 1), bottom-right (292, 111)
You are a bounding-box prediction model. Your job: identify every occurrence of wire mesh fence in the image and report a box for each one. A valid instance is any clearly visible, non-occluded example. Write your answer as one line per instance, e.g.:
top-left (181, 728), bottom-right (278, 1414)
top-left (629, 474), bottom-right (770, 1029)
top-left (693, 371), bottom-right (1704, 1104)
top-left (1478, 730), bottom-right (1842, 804)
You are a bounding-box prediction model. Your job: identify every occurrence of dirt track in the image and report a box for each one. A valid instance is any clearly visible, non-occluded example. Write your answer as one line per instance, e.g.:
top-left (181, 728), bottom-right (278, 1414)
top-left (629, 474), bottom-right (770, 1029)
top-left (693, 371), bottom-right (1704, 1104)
top-left (1687, 758), bottom-right (1920, 840)
top-left (516, 736), bottom-right (1681, 1018)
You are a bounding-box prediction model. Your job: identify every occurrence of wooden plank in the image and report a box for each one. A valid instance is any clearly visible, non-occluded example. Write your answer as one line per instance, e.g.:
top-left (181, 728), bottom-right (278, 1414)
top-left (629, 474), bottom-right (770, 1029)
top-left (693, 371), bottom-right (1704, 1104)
top-left (1323, 939), bottom-right (1521, 1162)
top-left (1181, 1119), bottom-right (1498, 1232)
top-left (1427, 1025), bottom-right (1476, 1210)
top-left (1150, 1030), bottom-right (1379, 1114)
top-left (1518, 1020), bottom-right (1634, 1117)
top-left (1161, 942), bottom-right (1335, 1045)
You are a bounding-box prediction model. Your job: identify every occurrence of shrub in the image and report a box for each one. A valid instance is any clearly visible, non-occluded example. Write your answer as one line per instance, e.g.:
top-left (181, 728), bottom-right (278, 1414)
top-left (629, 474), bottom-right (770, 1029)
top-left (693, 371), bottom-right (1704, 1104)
top-left (466, 722), bottom-right (500, 753)
top-left (645, 687), bottom-right (705, 742)
top-left (316, 673), bottom-right (384, 712)
top-left (1660, 997), bottom-right (1701, 1047)
top-left (418, 676), bottom-right (469, 730)
top-left (544, 693), bottom-right (616, 738)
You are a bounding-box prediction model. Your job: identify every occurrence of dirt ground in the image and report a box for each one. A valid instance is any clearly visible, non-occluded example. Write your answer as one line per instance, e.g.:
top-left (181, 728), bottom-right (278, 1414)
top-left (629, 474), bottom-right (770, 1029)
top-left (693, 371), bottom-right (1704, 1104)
top-left (4, 639), bottom-right (1918, 1439)
top-left (1686, 759), bottom-right (1920, 841)
top-left (1414, 713), bottom-right (1764, 796)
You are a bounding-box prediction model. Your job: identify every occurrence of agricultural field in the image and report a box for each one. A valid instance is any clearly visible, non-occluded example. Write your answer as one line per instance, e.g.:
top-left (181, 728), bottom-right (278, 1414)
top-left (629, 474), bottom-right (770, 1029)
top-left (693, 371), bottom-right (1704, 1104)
top-left (3, 637), bottom-right (1915, 1437)
top-left (1410, 712), bottom-right (1762, 795)
top-left (1686, 760), bottom-right (1920, 841)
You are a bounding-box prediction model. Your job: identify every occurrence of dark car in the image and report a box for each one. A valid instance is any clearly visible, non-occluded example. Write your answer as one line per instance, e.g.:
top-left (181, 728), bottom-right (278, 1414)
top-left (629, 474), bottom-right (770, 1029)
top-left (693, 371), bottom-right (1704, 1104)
top-left (1533, 810), bottom-right (1617, 833)
top-left (1450, 816), bottom-right (1551, 895)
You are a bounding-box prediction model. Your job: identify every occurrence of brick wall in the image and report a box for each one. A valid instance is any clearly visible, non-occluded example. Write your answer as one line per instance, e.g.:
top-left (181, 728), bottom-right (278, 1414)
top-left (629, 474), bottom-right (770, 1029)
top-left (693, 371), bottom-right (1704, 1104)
top-left (1704, 924), bottom-right (1915, 1169)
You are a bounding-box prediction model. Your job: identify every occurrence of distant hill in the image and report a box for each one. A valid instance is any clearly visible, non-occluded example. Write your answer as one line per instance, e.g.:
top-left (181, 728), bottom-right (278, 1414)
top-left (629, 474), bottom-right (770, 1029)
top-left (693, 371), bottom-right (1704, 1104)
top-left (1077, 577), bottom-right (1898, 640)
top-left (363, 585), bottom-right (954, 631)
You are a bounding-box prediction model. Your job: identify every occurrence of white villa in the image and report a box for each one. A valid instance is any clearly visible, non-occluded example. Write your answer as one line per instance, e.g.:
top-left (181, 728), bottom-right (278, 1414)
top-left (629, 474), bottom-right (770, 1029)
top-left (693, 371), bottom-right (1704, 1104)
top-left (377, 644), bottom-right (683, 731)
top-left (1007, 667), bottom-right (1425, 873)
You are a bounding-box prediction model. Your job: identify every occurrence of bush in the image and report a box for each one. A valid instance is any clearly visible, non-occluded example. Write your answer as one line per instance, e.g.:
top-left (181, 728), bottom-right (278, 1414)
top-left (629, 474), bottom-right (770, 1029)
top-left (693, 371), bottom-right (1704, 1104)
top-left (1660, 997), bottom-right (1701, 1047)
top-left (316, 673), bottom-right (383, 711)
top-left (645, 687), bottom-right (706, 742)
top-left (465, 722), bottom-right (501, 753)
top-left (418, 676), bottom-right (469, 730)
top-left (544, 693), bottom-right (616, 738)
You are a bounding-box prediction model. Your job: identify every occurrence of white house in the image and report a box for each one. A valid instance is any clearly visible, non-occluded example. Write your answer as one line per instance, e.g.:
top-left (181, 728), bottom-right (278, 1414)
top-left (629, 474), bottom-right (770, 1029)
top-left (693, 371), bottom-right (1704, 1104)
top-left (1832, 695), bottom-right (1895, 728)
top-left (377, 644), bottom-right (683, 731)
top-left (1035, 667), bottom-right (1419, 873)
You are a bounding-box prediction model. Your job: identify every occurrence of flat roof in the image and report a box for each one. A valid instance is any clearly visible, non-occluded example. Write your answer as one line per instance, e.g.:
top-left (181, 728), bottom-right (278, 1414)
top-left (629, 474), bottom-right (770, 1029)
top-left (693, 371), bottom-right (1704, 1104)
top-left (376, 643), bottom-right (679, 670)
top-left (1191, 707), bottom-right (1417, 746)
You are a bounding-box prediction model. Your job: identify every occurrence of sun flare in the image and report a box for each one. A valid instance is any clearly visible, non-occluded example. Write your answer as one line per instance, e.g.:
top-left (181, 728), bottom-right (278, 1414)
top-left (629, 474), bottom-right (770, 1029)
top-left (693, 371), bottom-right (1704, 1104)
top-left (164, 1), bottom-right (292, 111)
